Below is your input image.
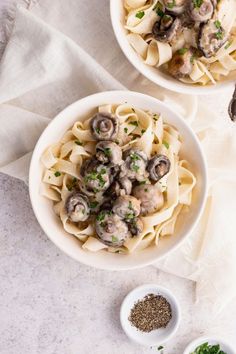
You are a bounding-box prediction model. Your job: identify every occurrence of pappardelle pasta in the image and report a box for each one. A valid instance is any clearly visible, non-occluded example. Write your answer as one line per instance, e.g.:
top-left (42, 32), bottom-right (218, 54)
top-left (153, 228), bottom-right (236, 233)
top-left (41, 104), bottom-right (196, 254)
top-left (124, 0), bottom-right (236, 85)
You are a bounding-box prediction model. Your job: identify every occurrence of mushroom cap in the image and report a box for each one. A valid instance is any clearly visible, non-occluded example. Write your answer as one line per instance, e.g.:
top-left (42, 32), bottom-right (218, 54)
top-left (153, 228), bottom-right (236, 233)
top-left (120, 148), bottom-right (148, 181)
top-left (90, 113), bottom-right (119, 141)
top-left (168, 48), bottom-right (194, 78)
top-left (81, 158), bottom-right (111, 193)
top-left (128, 217), bottom-right (144, 237)
top-left (132, 184), bottom-right (164, 215)
top-left (112, 195), bottom-right (141, 220)
top-left (65, 192), bottom-right (90, 222)
top-left (152, 16), bottom-right (182, 43)
top-left (163, 0), bottom-right (187, 14)
top-left (198, 19), bottom-right (227, 58)
top-left (95, 210), bottom-right (130, 247)
top-left (189, 0), bottom-right (215, 23)
top-left (147, 154), bottom-right (171, 182)
top-left (95, 141), bottom-right (123, 165)
top-left (104, 177), bottom-right (132, 198)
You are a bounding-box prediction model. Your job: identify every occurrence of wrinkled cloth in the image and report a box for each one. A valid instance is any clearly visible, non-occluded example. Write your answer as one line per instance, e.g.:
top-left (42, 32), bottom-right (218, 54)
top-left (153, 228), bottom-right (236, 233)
top-left (0, 1), bottom-right (236, 314)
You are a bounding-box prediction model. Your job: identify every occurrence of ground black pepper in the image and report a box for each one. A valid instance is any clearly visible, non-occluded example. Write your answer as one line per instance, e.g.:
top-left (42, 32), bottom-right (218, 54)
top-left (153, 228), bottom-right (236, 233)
top-left (128, 293), bottom-right (172, 332)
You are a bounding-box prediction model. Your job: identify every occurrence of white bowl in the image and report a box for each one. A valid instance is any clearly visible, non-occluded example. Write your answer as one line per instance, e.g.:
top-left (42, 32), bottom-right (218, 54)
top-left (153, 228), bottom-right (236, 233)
top-left (110, 0), bottom-right (236, 95)
top-left (29, 90), bottom-right (207, 270)
top-left (183, 336), bottom-right (235, 354)
top-left (120, 284), bottom-right (181, 346)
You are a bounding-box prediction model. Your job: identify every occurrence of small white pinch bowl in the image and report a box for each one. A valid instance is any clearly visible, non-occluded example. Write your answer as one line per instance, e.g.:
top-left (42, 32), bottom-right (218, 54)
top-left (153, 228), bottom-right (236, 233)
top-left (110, 0), bottom-right (236, 95)
top-left (120, 284), bottom-right (181, 346)
top-left (183, 336), bottom-right (235, 354)
top-left (29, 90), bottom-right (207, 270)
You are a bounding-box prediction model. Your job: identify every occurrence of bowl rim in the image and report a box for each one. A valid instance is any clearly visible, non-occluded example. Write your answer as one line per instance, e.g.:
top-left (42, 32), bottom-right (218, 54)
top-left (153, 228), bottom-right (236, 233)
top-left (29, 90), bottom-right (208, 270)
top-left (183, 335), bottom-right (235, 354)
top-left (120, 283), bottom-right (181, 346)
top-left (110, 0), bottom-right (235, 95)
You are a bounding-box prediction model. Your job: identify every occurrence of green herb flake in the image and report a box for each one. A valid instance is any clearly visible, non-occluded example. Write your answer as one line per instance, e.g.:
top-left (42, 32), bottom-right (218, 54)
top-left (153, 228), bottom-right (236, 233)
top-left (153, 2), bottom-right (164, 17)
top-left (163, 140), bottom-right (169, 149)
top-left (215, 30), bottom-right (224, 40)
top-left (95, 127), bottom-right (100, 134)
top-left (224, 40), bottom-right (232, 50)
top-left (111, 235), bottom-right (118, 243)
top-left (130, 153), bottom-right (140, 162)
top-left (166, 0), bottom-right (176, 8)
top-left (144, 188), bottom-right (148, 192)
top-left (139, 180), bottom-right (146, 185)
top-left (124, 127), bottom-right (128, 134)
top-left (177, 48), bottom-right (188, 55)
top-left (190, 55), bottom-right (195, 64)
top-left (103, 148), bottom-right (111, 157)
top-left (54, 171), bottom-right (61, 177)
top-left (89, 201), bottom-right (99, 209)
top-left (135, 10), bottom-right (145, 19)
top-left (214, 20), bottom-right (221, 29)
top-left (157, 346), bottom-right (164, 351)
top-left (193, 0), bottom-right (203, 8)
top-left (128, 201), bottom-right (133, 210)
top-left (96, 211), bottom-right (106, 222)
top-left (125, 213), bottom-right (134, 220)
top-left (141, 129), bottom-right (146, 135)
top-left (132, 164), bottom-right (140, 172)
top-left (131, 108), bottom-right (135, 113)
top-left (75, 140), bottom-right (83, 146)
top-left (129, 121), bottom-right (138, 127)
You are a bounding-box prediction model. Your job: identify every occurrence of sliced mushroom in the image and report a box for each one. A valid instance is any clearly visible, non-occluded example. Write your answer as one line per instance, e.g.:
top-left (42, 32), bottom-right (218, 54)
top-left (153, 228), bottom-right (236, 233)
top-left (189, 0), bottom-right (215, 23)
top-left (128, 218), bottom-right (144, 237)
top-left (95, 210), bottom-right (130, 247)
top-left (81, 158), bottom-right (111, 193)
top-left (147, 154), bottom-right (171, 182)
top-left (120, 148), bottom-right (148, 181)
top-left (168, 47), bottom-right (194, 78)
top-left (163, 0), bottom-right (187, 14)
top-left (104, 177), bottom-right (132, 198)
top-left (65, 192), bottom-right (90, 222)
top-left (95, 141), bottom-right (123, 165)
top-left (113, 195), bottom-right (141, 221)
top-left (90, 113), bottom-right (119, 141)
top-left (133, 184), bottom-right (164, 215)
top-left (198, 19), bottom-right (227, 58)
top-left (152, 15), bottom-right (182, 43)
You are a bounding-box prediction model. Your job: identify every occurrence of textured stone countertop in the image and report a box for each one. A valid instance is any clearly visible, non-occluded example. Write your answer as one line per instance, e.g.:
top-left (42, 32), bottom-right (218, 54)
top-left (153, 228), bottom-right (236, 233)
top-left (1, 99), bottom-right (236, 354)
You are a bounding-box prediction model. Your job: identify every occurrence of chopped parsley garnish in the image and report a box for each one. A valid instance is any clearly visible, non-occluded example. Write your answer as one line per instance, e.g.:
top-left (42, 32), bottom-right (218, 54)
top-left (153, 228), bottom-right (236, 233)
top-left (124, 127), bottom-right (128, 134)
top-left (128, 201), bottom-right (133, 210)
top-left (141, 129), bottom-right (146, 135)
top-left (100, 168), bottom-right (106, 175)
top-left (132, 165), bottom-right (140, 172)
top-left (54, 171), bottom-right (61, 177)
top-left (85, 169), bottom-right (107, 188)
top-left (177, 48), bottom-right (188, 55)
top-left (135, 11), bottom-right (145, 19)
top-left (129, 121), bottom-right (138, 127)
top-left (130, 153), bottom-right (140, 162)
top-left (153, 2), bottom-right (164, 17)
top-left (190, 55), bottom-right (195, 64)
top-left (111, 235), bottom-right (118, 243)
top-left (225, 40), bottom-right (233, 50)
top-left (125, 213), bottom-right (135, 220)
top-left (193, 0), bottom-right (203, 8)
top-left (95, 127), bottom-right (100, 134)
top-left (139, 180), bottom-right (146, 185)
top-left (163, 140), bottom-right (169, 149)
top-left (67, 177), bottom-right (77, 191)
top-left (89, 201), bottom-right (99, 209)
top-left (103, 147), bottom-right (111, 157)
top-left (215, 30), bottom-right (224, 40)
top-left (166, 0), bottom-right (176, 8)
top-left (190, 342), bottom-right (226, 354)
top-left (214, 20), bottom-right (221, 29)
top-left (75, 140), bottom-right (83, 146)
top-left (96, 211), bottom-right (106, 222)
top-left (131, 108), bottom-right (135, 113)
top-left (144, 188), bottom-right (148, 192)
top-left (157, 346), bottom-right (164, 351)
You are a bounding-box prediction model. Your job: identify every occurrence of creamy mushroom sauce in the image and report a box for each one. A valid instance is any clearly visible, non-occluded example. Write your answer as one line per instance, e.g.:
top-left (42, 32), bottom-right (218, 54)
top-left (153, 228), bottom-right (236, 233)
top-left (124, 0), bottom-right (236, 85)
top-left (41, 104), bottom-right (196, 254)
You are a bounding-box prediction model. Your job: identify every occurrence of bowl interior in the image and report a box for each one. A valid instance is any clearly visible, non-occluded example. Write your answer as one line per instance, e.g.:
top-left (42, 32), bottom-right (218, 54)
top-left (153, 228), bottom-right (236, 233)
top-left (29, 90), bottom-right (207, 270)
top-left (110, 0), bottom-right (236, 95)
top-left (120, 284), bottom-right (180, 346)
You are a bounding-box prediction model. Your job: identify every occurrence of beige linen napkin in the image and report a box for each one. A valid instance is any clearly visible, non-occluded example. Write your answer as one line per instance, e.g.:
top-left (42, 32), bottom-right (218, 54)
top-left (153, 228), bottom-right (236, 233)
top-left (0, 3), bottom-right (236, 315)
